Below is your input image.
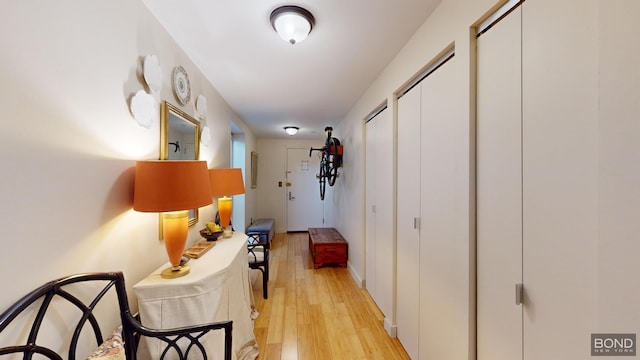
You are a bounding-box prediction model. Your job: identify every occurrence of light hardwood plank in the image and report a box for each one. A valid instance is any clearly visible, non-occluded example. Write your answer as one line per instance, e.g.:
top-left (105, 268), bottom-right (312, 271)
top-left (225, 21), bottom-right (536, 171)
top-left (250, 232), bottom-right (410, 360)
top-left (265, 287), bottom-right (285, 344)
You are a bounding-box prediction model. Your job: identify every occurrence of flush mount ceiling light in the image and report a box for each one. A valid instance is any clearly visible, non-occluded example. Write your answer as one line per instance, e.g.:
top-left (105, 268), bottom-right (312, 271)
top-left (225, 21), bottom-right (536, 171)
top-left (284, 126), bottom-right (299, 135)
top-left (270, 5), bottom-right (315, 45)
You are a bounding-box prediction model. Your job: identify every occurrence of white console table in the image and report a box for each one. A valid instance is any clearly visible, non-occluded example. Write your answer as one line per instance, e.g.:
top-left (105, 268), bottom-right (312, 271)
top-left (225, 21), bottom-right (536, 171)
top-left (133, 232), bottom-right (258, 360)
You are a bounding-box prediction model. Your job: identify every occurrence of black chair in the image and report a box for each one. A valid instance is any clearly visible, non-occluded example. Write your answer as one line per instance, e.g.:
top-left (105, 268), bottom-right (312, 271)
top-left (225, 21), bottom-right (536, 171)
top-left (248, 234), bottom-right (269, 299)
top-left (0, 272), bottom-right (233, 360)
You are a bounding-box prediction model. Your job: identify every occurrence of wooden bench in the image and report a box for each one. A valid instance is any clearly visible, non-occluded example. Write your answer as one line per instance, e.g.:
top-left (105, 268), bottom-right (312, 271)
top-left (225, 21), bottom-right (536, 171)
top-left (246, 218), bottom-right (275, 248)
top-left (308, 227), bottom-right (348, 269)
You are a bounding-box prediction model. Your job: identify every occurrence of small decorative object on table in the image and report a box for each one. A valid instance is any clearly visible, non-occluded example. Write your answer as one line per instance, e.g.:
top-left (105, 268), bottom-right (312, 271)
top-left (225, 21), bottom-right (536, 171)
top-left (200, 221), bottom-right (224, 241)
top-left (184, 240), bottom-right (216, 259)
top-left (200, 229), bottom-right (223, 241)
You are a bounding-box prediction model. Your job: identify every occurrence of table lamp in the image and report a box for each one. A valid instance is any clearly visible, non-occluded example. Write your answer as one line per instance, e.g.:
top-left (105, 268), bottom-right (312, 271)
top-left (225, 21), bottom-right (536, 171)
top-left (134, 160), bottom-right (212, 279)
top-left (208, 168), bottom-right (245, 238)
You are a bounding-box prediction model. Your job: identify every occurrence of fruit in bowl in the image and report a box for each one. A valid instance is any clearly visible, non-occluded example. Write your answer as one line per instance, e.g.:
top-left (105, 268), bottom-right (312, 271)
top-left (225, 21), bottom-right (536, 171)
top-left (200, 221), bottom-right (224, 241)
top-left (200, 228), bottom-right (223, 241)
top-left (206, 221), bottom-right (223, 232)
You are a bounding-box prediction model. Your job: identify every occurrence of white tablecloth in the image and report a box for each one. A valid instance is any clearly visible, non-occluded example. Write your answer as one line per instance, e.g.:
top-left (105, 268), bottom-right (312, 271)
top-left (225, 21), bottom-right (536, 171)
top-left (133, 232), bottom-right (258, 360)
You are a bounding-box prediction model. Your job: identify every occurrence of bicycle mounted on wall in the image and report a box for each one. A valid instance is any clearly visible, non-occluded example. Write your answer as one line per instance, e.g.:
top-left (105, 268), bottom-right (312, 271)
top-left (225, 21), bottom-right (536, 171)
top-left (309, 126), bottom-right (343, 200)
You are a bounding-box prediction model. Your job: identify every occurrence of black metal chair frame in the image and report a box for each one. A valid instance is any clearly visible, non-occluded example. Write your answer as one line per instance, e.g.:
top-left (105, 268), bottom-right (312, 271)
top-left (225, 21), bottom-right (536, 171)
top-left (247, 234), bottom-right (269, 299)
top-left (0, 272), bottom-right (232, 360)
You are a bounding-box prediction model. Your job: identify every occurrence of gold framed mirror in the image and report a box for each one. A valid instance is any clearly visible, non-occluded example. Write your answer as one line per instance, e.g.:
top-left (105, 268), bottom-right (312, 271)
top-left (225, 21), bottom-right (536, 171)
top-left (160, 101), bottom-right (201, 227)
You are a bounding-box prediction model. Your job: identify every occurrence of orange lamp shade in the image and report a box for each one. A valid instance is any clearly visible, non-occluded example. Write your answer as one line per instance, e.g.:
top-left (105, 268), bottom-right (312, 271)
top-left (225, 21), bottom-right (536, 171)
top-left (134, 160), bottom-right (212, 212)
top-left (208, 168), bottom-right (245, 197)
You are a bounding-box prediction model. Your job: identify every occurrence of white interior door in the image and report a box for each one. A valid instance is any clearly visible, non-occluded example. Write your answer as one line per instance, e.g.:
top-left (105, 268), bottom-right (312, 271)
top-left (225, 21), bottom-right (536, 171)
top-left (419, 53), bottom-right (470, 359)
top-left (396, 84), bottom-right (421, 359)
top-left (521, 0), bottom-right (599, 357)
top-left (478, 1), bottom-right (610, 358)
top-left (286, 148), bottom-right (324, 232)
top-left (365, 119), bottom-right (377, 299)
top-left (374, 108), bottom-right (394, 322)
top-left (476, 6), bottom-right (523, 360)
top-left (596, 0), bottom-right (640, 340)
top-left (365, 107), bottom-right (394, 323)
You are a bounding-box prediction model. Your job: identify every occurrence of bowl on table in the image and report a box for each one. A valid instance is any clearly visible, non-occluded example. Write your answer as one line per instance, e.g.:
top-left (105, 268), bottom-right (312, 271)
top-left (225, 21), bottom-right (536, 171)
top-left (200, 229), bottom-right (224, 241)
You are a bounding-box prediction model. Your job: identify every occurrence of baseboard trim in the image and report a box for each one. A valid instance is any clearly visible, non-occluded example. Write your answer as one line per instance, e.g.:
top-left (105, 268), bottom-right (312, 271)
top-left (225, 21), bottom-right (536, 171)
top-left (384, 319), bottom-right (397, 338)
top-left (347, 262), bottom-right (364, 288)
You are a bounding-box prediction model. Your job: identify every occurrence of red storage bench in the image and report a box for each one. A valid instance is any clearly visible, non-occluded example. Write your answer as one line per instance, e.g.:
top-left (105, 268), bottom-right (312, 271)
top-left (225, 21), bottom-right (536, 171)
top-left (308, 227), bottom-right (348, 269)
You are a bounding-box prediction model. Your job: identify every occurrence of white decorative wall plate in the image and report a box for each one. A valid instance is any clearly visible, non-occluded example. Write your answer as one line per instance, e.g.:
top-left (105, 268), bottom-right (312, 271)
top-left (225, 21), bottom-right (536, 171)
top-left (131, 90), bottom-right (156, 128)
top-left (201, 125), bottom-right (211, 147)
top-left (172, 66), bottom-right (191, 105)
top-left (143, 54), bottom-right (161, 92)
top-left (196, 95), bottom-right (207, 120)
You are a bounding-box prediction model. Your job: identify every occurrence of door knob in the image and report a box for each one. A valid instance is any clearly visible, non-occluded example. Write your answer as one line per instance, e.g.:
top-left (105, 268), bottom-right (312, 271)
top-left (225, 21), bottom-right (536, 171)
top-left (289, 192), bottom-right (295, 200)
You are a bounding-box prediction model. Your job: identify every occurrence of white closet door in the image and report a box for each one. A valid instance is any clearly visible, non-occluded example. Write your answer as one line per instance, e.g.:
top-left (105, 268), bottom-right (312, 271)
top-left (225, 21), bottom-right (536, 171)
top-left (365, 118), bottom-right (377, 300)
top-left (365, 108), bottom-right (394, 321)
top-left (597, 0), bottom-right (640, 333)
top-left (419, 54), bottom-right (470, 359)
top-left (396, 85), bottom-right (421, 359)
top-left (375, 108), bottom-right (394, 321)
top-left (476, 7), bottom-right (523, 360)
top-left (522, 0), bottom-right (599, 358)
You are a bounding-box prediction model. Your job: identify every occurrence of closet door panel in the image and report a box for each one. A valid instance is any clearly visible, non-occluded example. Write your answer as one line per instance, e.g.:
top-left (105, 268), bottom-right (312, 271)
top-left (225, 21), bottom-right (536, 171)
top-left (365, 118), bottom-right (377, 299)
top-left (597, 0), bottom-right (640, 330)
top-left (522, 0), bottom-right (599, 358)
top-left (365, 108), bottom-right (394, 321)
top-left (476, 7), bottom-right (523, 360)
top-left (374, 108), bottom-right (394, 320)
top-left (396, 86), bottom-right (421, 359)
top-left (419, 55), bottom-right (469, 359)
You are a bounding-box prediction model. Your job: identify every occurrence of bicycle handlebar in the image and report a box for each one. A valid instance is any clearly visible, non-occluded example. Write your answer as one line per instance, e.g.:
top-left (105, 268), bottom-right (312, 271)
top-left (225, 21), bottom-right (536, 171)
top-left (309, 147), bottom-right (322, 157)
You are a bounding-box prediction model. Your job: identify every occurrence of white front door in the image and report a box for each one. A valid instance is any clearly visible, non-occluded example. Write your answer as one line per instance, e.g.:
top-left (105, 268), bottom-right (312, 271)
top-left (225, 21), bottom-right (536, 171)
top-left (286, 148), bottom-right (325, 232)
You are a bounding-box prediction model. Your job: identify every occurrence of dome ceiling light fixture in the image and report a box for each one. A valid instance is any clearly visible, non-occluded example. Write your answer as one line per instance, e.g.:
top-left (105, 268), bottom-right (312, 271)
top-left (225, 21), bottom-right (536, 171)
top-left (270, 5), bottom-right (315, 45)
top-left (284, 126), bottom-right (299, 136)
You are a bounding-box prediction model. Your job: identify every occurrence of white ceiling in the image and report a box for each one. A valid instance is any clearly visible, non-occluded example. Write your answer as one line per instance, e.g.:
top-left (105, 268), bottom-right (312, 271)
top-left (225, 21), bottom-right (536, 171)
top-left (142, 0), bottom-right (441, 139)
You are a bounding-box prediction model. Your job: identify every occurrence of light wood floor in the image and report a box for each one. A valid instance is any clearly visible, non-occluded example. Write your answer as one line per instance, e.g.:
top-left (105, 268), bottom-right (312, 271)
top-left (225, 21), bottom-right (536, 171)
top-left (249, 232), bottom-right (410, 360)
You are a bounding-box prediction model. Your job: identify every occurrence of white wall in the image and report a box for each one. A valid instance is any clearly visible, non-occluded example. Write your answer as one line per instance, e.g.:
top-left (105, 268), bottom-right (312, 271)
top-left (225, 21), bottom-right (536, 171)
top-left (0, 0), bottom-right (254, 331)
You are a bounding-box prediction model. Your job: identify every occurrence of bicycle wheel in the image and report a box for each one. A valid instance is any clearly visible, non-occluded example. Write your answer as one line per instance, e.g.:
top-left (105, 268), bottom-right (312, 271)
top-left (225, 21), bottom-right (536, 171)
top-left (318, 156), bottom-right (327, 200)
top-left (326, 138), bottom-right (341, 186)
top-left (327, 162), bottom-right (338, 186)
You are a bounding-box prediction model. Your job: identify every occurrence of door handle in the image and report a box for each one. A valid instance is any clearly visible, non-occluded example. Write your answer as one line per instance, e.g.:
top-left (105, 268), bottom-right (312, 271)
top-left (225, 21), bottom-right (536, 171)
top-left (515, 283), bottom-right (524, 305)
top-left (289, 192), bottom-right (295, 200)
